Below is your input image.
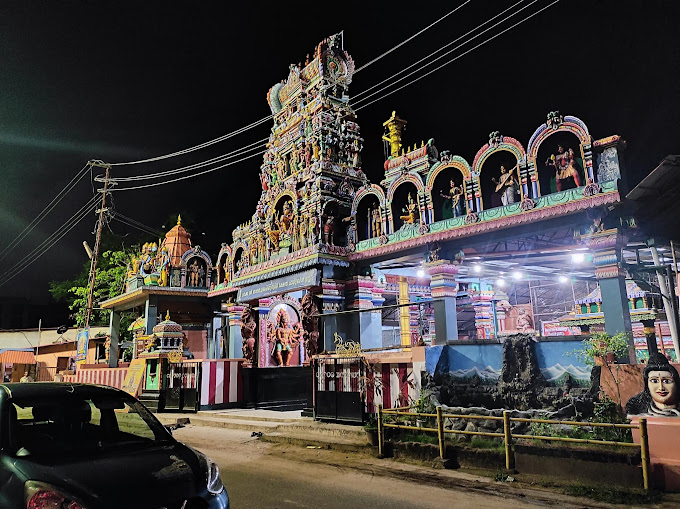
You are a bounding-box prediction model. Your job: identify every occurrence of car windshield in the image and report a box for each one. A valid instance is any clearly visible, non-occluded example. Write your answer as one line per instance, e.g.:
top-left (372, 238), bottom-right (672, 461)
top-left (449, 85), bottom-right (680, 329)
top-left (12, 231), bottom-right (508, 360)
top-left (9, 393), bottom-right (170, 458)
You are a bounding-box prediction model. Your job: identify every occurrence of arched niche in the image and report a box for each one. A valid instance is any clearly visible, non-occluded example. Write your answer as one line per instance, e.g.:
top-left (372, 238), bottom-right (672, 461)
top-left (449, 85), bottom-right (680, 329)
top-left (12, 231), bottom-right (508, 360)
top-left (264, 299), bottom-right (303, 367)
top-left (478, 150), bottom-right (522, 211)
top-left (428, 164), bottom-right (469, 221)
top-left (216, 245), bottom-right (232, 285)
top-left (390, 181), bottom-right (421, 231)
top-left (535, 131), bottom-right (586, 195)
top-left (321, 200), bottom-right (341, 246)
top-left (180, 247), bottom-right (213, 288)
top-left (232, 243), bottom-right (248, 277)
top-left (526, 115), bottom-right (592, 197)
top-left (356, 194), bottom-right (383, 241)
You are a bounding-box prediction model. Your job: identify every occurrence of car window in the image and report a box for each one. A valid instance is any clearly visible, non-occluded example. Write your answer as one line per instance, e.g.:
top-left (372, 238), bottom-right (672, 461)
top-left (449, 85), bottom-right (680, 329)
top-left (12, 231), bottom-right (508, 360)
top-left (10, 395), bottom-right (168, 457)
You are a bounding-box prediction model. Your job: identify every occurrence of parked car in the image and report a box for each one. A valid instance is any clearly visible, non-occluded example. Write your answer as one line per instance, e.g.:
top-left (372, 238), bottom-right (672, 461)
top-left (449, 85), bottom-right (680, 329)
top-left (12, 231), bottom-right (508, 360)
top-left (0, 383), bottom-right (229, 508)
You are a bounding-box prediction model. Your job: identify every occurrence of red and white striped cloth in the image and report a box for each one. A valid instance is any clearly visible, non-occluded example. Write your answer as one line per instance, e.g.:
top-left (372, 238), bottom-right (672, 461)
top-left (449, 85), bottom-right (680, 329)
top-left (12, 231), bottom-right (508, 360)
top-left (200, 359), bottom-right (243, 407)
top-left (62, 367), bottom-right (127, 390)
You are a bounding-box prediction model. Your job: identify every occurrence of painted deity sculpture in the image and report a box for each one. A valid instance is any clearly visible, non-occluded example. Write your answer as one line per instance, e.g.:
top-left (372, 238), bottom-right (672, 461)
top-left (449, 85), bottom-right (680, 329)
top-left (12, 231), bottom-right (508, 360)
top-left (371, 206), bottom-right (382, 237)
top-left (546, 144), bottom-right (582, 192)
top-left (400, 193), bottom-right (418, 225)
top-left (627, 353), bottom-right (680, 417)
top-left (492, 165), bottom-right (519, 206)
top-left (301, 292), bottom-right (320, 358)
top-left (440, 179), bottom-right (464, 218)
top-left (268, 308), bottom-right (302, 366)
top-left (240, 306), bottom-right (257, 366)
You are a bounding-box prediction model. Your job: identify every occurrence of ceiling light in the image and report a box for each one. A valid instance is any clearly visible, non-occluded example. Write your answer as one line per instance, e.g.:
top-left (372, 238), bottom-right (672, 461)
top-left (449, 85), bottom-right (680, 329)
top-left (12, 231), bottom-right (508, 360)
top-left (473, 264), bottom-right (482, 273)
top-left (571, 253), bottom-right (585, 263)
top-left (559, 275), bottom-right (569, 283)
top-left (416, 269), bottom-right (425, 278)
top-left (512, 271), bottom-right (523, 280)
top-left (496, 279), bottom-right (506, 287)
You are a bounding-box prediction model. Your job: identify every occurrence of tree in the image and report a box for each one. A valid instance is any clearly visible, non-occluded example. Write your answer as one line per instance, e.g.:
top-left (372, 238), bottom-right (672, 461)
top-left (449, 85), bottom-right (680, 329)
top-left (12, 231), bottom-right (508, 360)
top-left (49, 247), bottom-right (136, 341)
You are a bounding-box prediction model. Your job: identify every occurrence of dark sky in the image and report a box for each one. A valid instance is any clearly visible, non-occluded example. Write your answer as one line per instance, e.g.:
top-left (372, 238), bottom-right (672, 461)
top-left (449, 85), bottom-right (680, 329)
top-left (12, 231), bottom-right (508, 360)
top-left (1, 0), bottom-right (679, 306)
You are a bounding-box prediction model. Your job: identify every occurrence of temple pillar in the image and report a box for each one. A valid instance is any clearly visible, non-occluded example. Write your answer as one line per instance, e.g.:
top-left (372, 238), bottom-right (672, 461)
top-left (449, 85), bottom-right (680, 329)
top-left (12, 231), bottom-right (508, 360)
top-left (226, 304), bottom-right (245, 359)
top-left (316, 279), bottom-right (346, 352)
top-left (398, 276), bottom-right (411, 347)
top-left (344, 276), bottom-right (382, 350)
top-left (641, 317), bottom-right (659, 357)
top-left (108, 309), bottom-right (121, 368)
top-left (144, 295), bottom-right (158, 336)
top-left (581, 228), bottom-right (635, 362)
top-left (426, 260), bottom-right (459, 344)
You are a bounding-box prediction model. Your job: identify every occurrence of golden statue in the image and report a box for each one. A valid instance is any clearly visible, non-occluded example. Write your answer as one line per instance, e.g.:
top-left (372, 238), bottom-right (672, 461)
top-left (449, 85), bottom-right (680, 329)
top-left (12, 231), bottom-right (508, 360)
top-left (400, 193), bottom-right (418, 224)
top-left (382, 111), bottom-right (408, 158)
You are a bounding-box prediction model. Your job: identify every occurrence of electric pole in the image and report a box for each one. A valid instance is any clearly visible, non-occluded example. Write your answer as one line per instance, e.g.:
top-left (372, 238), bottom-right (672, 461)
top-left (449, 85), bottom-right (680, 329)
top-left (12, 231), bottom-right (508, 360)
top-left (84, 163), bottom-right (110, 328)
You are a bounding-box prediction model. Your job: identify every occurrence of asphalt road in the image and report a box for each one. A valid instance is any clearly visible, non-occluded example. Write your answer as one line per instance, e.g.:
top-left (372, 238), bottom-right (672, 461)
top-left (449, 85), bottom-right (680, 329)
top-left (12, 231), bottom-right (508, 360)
top-left (172, 425), bottom-right (609, 509)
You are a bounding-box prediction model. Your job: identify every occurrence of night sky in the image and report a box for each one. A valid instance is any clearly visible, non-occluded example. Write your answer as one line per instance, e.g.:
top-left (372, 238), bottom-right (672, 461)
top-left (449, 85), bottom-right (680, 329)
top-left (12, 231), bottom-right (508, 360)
top-left (1, 1), bottom-right (679, 314)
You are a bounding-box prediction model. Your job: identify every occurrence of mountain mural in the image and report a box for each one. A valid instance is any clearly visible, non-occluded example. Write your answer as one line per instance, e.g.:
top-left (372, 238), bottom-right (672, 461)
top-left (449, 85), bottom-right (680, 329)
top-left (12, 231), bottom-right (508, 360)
top-left (540, 363), bottom-right (591, 383)
top-left (451, 365), bottom-right (500, 381)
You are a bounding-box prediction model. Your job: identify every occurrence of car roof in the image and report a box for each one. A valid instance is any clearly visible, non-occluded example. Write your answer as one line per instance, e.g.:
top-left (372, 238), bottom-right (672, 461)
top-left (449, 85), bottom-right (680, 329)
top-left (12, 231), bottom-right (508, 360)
top-left (0, 383), bottom-right (126, 402)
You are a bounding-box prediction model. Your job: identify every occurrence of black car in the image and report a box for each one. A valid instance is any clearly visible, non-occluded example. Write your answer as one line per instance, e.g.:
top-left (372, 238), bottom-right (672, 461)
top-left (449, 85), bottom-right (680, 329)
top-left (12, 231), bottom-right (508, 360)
top-left (0, 383), bottom-right (229, 509)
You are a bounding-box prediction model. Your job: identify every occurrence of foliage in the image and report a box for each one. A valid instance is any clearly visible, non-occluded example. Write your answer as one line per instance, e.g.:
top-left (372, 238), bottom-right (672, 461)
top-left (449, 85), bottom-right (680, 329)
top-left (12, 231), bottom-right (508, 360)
top-left (49, 247), bottom-right (136, 342)
top-left (591, 396), bottom-right (632, 442)
top-left (572, 331), bottom-right (631, 366)
top-left (562, 483), bottom-right (661, 505)
top-left (414, 387), bottom-right (436, 414)
top-left (363, 413), bottom-right (378, 431)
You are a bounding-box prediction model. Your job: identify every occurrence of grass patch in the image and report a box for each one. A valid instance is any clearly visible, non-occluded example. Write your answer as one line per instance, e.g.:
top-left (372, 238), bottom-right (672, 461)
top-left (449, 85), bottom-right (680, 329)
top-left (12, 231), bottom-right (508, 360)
top-left (469, 437), bottom-right (504, 452)
top-left (536, 479), bottom-right (662, 505)
top-left (393, 432), bottom-right (439, 445)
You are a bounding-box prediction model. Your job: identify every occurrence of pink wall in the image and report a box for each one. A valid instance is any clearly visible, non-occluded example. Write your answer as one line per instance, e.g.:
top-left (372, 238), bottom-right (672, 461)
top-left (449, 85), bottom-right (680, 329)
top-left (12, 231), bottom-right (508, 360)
top-left (185, 329), bottom-right (207, 359)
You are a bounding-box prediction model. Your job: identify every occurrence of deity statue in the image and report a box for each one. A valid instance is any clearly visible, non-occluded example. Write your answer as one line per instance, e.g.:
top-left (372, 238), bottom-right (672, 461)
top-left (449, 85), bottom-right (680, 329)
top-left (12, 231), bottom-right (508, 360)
top-left (545, 144), bottom-right (582, 191)
top-left (222, 258), bottom-right (230, 285)
top-left (627, 353), bottom-right (680, 417)
top-left (289, 151), bottom-right (298, 175)
top-left (240, 306), bottom-right (257, 366)
top-left (299, 215), bottom-right (308, 249)
top-left (301, 292), bottom-right (320, 358)
top-left (257, 234), bottom-right (266, 263)
top-left (400, 193), bottom-right (418, 225)
top-left (440, 179), bottom-right (464, 218)
top-left (268, 308), bottom-right (302, 366)
top-left (492, 165), bottom-right (519, 206)
top-left (369, 205), bottom-right (382, 238)
top-left (250, 240), bottom-right (258, 266)
top-left (323, 216), bottom-right (335, 245)
top-left (308, 216), bottom-right (319, 245)
top-left (187, 260), bottom-right (200, 286)
top-left (157, 247), bottom-right (170, 287)
top-left (516, 308), bottom-right (534, 332)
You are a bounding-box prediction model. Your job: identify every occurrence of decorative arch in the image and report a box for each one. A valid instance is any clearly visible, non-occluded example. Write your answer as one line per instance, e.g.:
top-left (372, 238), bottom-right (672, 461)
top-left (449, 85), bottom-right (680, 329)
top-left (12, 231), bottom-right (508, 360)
top-left (216, 244), bottom-right (233, 285)
top-left (385, 172), bottom-right (425, 203)
top-left (231, 241), bottom-right (249, 276)
top-left (351, 184), bottom-right (386, 215)
top-left (526, 114), bottom-right (593, 197)
top-left (271, 190), bottom-right (298, 215)
top-left (180, 247), bottom-right (214, 288)
top-left (472, 136), bottom-right (526, 174)
top-left (425, 157), bottom-right (471, 190)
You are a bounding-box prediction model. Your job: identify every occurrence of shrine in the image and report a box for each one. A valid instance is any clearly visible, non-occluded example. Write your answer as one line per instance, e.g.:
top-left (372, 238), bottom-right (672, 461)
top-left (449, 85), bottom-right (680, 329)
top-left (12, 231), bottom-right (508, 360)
top-left (96, 33), bottom-right (679, 418)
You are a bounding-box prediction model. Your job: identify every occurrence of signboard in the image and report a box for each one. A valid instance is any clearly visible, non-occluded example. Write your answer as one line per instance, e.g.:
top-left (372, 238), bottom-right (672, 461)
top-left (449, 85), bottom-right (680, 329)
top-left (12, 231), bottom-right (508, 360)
top-left (121, 358), bottom-right (147, 397)
top-left (541, 321), bottom-right (581, 337)
top-left (76, 328), bottom-right (89, 365)
top-left (237, 268), bottom-right (320, 302)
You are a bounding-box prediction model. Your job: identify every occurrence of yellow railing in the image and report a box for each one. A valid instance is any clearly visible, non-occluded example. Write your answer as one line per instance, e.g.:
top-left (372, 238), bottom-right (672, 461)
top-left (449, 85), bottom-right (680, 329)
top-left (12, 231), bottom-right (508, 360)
top-left (376, 404), bottom-right (650, 490)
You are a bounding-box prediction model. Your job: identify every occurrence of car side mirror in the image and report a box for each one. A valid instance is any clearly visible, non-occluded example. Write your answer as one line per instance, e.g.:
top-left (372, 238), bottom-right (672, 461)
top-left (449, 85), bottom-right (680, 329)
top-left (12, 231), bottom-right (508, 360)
top-left (163, 424), bottom-right (174, 436)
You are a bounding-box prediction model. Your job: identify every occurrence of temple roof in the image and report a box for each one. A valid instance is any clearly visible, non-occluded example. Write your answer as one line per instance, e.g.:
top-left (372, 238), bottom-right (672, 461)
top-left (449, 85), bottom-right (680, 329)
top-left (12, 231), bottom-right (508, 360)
top-left (576, 279), bottom-right (653, 304)
top-left (162, 215), bottom-right (192, 266)
top-left (152, 311), bottom-right (184, 337)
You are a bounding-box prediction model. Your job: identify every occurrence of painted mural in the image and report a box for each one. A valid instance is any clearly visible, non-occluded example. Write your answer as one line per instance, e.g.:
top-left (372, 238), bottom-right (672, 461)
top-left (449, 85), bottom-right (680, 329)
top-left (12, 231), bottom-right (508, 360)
top-left (627, 353), bottom-right (680, 417)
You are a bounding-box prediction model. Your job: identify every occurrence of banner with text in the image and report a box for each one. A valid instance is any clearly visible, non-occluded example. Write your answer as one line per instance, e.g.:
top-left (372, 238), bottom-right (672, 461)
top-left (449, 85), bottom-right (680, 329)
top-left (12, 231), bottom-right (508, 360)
top-left (237, 269), bottom-right (320, 302)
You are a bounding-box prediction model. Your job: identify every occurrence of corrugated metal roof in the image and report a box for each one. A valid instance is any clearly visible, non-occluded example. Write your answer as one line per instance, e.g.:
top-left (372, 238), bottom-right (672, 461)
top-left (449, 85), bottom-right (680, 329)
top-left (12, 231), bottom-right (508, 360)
top-left (0, 350), bottom-right (35, 364)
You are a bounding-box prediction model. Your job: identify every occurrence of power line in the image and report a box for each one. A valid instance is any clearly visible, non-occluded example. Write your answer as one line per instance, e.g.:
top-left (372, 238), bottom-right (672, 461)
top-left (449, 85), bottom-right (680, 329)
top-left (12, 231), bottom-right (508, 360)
top-left (0, 162), bottom-right (92, 263)
top-left (353, 0), bottom-right (526, 101)
top-left (356, 0), bottom-right (560, 111)
top-left (109, 149), bottom-right (267, 192)
top-left (105, 137), bottom-right (268, 183)
top-left (111, 213), bottom-right (164, 238)
top-left (354, 0), bottom-right (473, 74)
top-left (108, 115), bottom-right (272, 167)
top-left (0, 197), bottom-right (99, 288)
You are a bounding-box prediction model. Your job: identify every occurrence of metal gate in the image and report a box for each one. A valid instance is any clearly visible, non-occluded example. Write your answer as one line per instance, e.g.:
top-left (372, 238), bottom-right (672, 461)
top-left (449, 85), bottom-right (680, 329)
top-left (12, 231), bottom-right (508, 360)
top-left (163, 361), bottom-right (200, 412)
top-left (313, 357), bottom-right (364, 423)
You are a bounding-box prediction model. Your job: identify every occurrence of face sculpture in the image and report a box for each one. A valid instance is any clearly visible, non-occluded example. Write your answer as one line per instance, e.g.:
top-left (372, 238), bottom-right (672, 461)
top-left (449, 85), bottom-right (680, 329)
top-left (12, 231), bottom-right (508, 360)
top-left (648, 370), bottom-right (678, 408)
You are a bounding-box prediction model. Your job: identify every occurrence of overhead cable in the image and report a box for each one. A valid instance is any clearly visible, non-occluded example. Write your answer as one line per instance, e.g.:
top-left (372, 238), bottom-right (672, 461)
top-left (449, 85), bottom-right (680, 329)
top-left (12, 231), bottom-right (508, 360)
top-left (356, 0), bottom-right (560, 111)
top-left (0, 163), bottom-right (92, 263)
top-left (109, 149), bottom-right (267, 192)
top-left (353, 0), bottom-right (526, 101)
top-left (0, 198), bottom-right (99, 288)
top-left (354, 0), bottom-right (473, 74)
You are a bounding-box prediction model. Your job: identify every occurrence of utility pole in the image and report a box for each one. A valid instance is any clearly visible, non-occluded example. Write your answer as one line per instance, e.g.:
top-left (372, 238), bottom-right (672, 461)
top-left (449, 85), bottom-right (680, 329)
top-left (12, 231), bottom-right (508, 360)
top-left (85, 164), bottom-right (110, 328)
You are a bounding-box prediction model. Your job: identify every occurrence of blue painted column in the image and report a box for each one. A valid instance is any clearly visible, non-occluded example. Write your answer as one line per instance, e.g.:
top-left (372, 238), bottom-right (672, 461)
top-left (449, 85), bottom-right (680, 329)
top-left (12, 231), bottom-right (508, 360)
top-left (144, 295), bottom-right (158, 336)
top-left (226, 304), bottom-right (244, 359)
top-left (426, 260), bottom-right (459, 344)
top-left (581, 228), bottom-right (635, 362)
top-left (344, 275), bottom-right (383, 349)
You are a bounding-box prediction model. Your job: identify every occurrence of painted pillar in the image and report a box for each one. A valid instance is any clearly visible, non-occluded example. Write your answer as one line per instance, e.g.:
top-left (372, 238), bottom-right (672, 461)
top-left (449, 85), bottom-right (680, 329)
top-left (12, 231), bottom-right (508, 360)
top-left (398, 276), bottom-right (411, 347)
top-left (641, 318), bottom-right (659, 357)
top-left (226, 304), bottom-right (244, 359)
top-left (144, 295), bottom-right (158, 336)
top-left (581, 228), bottom-right (635, 362)
top-left (426, 260), bottom-right (459, 344)
top-left (344, 275), bottom-right (382, 350)
top-left (108, 309), bottom-right (121, 368)
top-left (317, 279), bottom-right (346, 352)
